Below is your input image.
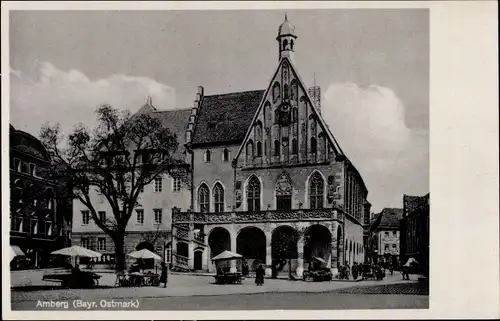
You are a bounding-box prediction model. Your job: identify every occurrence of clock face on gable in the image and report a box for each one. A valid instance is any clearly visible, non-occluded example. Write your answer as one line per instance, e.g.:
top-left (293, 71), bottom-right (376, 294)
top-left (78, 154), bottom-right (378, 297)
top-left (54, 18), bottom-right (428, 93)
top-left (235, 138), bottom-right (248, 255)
top-left (278, 102), bottom-right (291, 126)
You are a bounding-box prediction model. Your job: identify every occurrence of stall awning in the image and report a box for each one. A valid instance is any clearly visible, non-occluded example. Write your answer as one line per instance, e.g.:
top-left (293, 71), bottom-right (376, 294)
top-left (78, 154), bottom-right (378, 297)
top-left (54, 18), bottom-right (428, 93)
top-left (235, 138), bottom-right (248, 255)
top-left (211, 250), bottom-right (243, 261)
top-left (11, 245), bottom-right (25, 256)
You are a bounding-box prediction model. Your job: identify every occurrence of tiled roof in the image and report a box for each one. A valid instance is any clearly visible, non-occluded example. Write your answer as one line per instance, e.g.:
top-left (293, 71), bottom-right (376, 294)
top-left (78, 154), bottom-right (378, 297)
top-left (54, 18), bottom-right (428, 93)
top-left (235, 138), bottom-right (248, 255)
top-left (404, 194), bottom-right (430, 216)
top-left (150, 109), bottom-right (191, 160)
top-left (192, 90), bottom-right (265, 146)
top-left (371, 208), bottom-right (403, 230)
top-left (379, 208), bottom-right (404, 228)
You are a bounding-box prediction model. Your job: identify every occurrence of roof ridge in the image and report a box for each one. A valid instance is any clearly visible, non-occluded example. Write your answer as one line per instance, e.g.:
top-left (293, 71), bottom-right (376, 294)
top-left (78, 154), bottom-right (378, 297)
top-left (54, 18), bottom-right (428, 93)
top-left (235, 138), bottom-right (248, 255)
top-left (152, 108), bottom-right (192, 113)
top-left (205, 89), bottom-right (265, 97)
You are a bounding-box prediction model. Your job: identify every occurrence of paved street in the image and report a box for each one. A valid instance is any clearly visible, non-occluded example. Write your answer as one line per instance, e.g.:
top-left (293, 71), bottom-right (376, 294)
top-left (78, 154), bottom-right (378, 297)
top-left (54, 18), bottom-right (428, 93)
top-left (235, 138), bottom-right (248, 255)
top-left (11, 270), bottom-right (428, 310)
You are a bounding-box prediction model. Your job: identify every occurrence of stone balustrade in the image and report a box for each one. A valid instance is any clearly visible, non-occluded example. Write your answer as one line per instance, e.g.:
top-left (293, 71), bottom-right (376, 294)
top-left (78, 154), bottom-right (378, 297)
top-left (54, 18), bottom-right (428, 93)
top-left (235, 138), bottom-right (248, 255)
top-left (172, 208), bottom-right (344, 224)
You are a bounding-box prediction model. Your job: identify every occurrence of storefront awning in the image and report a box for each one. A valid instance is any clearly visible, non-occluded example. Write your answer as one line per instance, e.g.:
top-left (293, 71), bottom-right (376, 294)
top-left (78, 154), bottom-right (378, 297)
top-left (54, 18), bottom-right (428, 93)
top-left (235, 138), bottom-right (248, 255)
top-left (11, 245), bottom-right (25, 261)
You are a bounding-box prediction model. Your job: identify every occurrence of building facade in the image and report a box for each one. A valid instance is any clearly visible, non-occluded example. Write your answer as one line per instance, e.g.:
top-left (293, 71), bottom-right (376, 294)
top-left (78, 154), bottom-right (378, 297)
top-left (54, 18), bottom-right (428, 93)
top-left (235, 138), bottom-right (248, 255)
top-left (172, 16), bottom-right (369, 277)
top-left (71, 106), bottom-right (192, 268)
top-left (400, 193), bottom-right (429, 275)
top-left (366, 208), bottom-right (403, 266)
top-left (10, 125), bottom-right (71, 269)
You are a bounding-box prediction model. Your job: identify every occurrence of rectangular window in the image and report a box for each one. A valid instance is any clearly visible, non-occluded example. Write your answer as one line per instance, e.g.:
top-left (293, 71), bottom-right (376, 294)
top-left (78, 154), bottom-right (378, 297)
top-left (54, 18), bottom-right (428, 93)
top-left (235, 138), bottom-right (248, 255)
top-left (136, 209), bottom-right (144, 225)
top-left (97, 238), bottom-right (106, 252)
top-left (20, 161), bottom-right (30, 174)
top-left (154, 177), bottom-right (162, 192)
top-left (154, 209), bottom-right (162, 224)
top-left (393, 231), bottom-right (397, 236)
top-left (384, 244), bottom-right (389, 251)
top-left (384, 231), bottom-right (389, 237)
top-left (173, 177), bottom-right (181, 192)
top-left (81, 237), bottom-right (90, 249)
top-left (82, 210), bottom-right (90, 225)
top-left (98, 211), bottom-right (106, 223)
top-left (13, 158), bottom-right (21, 171)
top-left (392, 244), bottom-right (397, 249)
top-left (29, 164), bottom-right (36, 176)
top-left (276, 195), bottom-right (292, 211)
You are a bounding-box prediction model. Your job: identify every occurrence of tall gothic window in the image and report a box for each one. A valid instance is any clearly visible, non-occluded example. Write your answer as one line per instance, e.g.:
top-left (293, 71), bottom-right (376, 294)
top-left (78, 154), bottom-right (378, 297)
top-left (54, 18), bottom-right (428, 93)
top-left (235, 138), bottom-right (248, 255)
top-left (274, 140), bottom-right (280, 156)
top-left (275, 173), bottom-right (292, 210)
top-left (247, 176), bottom-right (261, 212)
top-left (292, 138), bottom-right (298, 155)
top-left (292, 107), bottom-right (298, 123)
top-left (255, 121), bottom-right (263, 137)
top-left (204, 150), bottom-right (211, 162)
top-left (273, 82), bottom-right (280, 102)
top-left (309, 172), bottom-right (324, 209)
top-left (213, 183), bottom-right (224, 213)
top-left (310, 137), bottom-right (317, 154)
top-left (256, 141), bottom-right (262, 157)
top-left (246, 140), bottom-right (254, 161)
top-left (198, 184), bottom-right (210, 212)
top-left (274, 109), bottom-right (280, 124)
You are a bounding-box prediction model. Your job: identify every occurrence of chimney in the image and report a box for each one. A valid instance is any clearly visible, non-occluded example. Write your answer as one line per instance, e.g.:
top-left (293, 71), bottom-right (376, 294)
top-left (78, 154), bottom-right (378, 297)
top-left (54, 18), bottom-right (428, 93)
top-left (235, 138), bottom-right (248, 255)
top-left (308, 86), bottom-right (321, 114)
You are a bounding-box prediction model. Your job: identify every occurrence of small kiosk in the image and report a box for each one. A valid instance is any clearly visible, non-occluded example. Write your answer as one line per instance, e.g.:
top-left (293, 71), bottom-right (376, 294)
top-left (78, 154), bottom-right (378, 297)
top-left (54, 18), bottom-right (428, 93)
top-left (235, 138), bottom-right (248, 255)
top-left (212, 250), bottom-right (244, 284)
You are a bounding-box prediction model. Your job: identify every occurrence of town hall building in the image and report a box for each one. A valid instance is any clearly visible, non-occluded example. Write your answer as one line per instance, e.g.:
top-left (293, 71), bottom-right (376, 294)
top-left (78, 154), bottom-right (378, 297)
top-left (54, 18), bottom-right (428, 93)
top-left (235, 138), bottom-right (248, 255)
top-left (172, 16), bottom-right (369, 277)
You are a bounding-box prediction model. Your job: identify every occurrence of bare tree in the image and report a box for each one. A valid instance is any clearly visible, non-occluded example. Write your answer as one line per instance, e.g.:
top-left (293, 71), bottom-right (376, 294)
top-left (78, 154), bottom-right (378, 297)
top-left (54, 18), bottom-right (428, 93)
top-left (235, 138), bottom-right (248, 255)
top-left (40, 104), bottom-right (188, 270)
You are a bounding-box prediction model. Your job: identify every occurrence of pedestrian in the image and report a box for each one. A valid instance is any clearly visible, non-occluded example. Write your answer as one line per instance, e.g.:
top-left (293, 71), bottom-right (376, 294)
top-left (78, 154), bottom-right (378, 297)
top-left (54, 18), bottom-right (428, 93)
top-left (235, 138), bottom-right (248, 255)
top-left (352, 262), bottom-right (358, 280)
top-left (242, 260), bottom-right (249, 276)
top-left (160, 262), bottom-right (168, 287)
top-left (255, 264), bottom-right (265, 286)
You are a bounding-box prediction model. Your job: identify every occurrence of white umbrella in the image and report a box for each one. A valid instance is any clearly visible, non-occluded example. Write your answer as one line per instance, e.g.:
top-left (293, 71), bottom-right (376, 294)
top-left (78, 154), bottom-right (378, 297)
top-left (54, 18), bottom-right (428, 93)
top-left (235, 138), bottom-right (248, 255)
top-left (313, 257), bottom-right (327, 264)
top-left (51, 245), bottom-right (102, 258)
top-left (127, 249), bottom-right (162, 261)
top-left (211, 250), bottom-right (243, 261)
top-left (404, 258), bottom-right (419, 267)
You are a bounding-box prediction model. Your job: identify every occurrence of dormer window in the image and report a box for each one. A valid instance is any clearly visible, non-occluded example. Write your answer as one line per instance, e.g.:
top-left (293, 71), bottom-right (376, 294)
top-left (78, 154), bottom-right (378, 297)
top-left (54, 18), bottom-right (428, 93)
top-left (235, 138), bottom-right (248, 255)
top-left (222, 148), bottom-right (229, 162)
top-left (204, 150), bottom-right (211, 163)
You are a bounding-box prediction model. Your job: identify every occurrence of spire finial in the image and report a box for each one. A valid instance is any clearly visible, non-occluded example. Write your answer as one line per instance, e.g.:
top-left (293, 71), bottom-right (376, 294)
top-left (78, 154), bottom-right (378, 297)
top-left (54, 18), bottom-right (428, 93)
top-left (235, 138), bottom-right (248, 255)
top-left (147, 95), bottom-right (152, 106)
top-left (313, 72), bottom-right (316, 87)
top-left (285, 12), bottom-right (288, 21)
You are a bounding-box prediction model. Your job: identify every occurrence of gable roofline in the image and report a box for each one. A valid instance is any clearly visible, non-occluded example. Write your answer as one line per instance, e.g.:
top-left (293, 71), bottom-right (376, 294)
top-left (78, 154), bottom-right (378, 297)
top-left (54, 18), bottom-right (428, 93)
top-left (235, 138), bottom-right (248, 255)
top-left (233, 57), bottom-right (284, 161)
top-left (233, 56), bottom-right (346, 163)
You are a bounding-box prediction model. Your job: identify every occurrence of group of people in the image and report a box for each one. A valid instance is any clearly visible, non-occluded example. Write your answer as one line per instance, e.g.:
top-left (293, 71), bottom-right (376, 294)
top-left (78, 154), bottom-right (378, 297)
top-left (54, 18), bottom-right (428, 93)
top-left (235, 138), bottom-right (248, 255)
top-left (338, 262), bottom-right (394, 280)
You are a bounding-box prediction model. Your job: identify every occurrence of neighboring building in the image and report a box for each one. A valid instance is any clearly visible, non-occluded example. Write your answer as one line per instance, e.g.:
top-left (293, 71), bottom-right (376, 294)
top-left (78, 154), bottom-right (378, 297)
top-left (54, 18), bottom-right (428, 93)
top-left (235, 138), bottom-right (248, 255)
top-left (362, 200), bottom-right (372, 262)
top-left (171, 16), bottom-right (369, 277)
top-left (71, 104), bottom-right (192, 268)
top-left (400, 193), bottom-right (430, 274)
top-left (9, 125), bottom-right (71, 269)
top-left (366, 208), bottom-right (403, 266)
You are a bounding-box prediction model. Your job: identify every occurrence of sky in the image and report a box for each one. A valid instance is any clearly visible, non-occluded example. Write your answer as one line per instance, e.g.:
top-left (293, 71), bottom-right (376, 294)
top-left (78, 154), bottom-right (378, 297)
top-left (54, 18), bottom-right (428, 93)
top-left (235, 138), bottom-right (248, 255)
top-left (9, 9), bottom-right (429, 213)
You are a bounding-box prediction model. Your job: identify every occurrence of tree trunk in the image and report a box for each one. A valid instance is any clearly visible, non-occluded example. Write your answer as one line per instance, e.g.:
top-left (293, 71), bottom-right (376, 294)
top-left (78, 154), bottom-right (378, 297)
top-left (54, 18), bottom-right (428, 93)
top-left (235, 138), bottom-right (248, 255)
top-left (114, 233), bottom-right (126, 272)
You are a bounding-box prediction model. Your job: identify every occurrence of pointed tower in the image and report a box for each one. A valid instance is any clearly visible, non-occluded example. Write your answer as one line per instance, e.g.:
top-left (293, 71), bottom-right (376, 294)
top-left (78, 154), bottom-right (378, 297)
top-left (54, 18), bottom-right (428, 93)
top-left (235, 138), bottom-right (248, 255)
top-left (277, 13), bottom-right (297, 61)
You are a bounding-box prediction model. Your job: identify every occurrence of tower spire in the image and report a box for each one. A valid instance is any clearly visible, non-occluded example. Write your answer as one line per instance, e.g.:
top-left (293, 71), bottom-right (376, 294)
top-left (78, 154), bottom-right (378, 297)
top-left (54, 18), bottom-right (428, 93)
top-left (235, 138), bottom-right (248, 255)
top-left (285, 12), bottom-right (288, 21)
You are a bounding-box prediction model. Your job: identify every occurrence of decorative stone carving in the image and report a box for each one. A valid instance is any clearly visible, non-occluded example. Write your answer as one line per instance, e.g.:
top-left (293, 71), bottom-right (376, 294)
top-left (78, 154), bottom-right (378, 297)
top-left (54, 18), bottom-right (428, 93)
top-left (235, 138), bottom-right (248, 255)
top-left (327, 175), bottom-right (340, 204)
top-left (173, 212), bottom-right (190, 223)
top-left (193, 213), bottom-right (206, 222)
top-left (301, 209), bottom-right (331, 219)
top-left (235, 180), bottom-right (242, 208)
top-left (275, 172), bottom-right (292, 196)
top-left (269, 211), bottom-right (298, 221)
top-left (205, 213), bottom-right (232, 223)
top-left (235, 212), bottom-right (267, 222)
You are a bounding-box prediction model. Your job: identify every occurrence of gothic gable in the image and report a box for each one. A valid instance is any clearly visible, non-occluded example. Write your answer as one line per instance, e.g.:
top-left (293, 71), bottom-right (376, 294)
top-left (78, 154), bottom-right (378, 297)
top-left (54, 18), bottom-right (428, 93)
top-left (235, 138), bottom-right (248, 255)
top-left (235, 56), bottom-right (345, 167)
